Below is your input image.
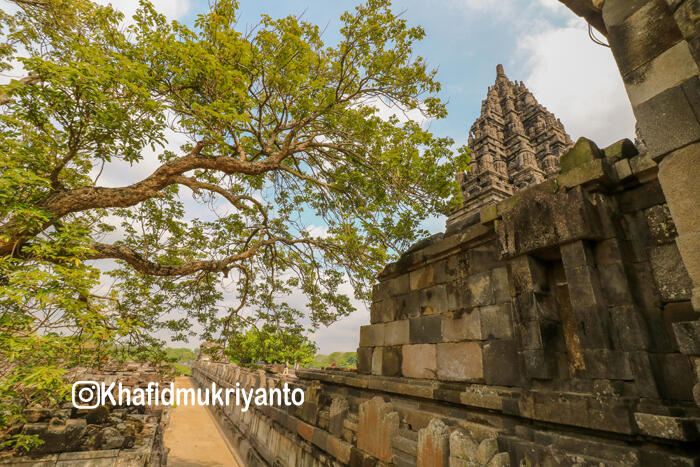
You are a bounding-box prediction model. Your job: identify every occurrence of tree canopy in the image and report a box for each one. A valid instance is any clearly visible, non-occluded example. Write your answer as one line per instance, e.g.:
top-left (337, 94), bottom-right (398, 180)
top-left (0, 0), bottom-right (467, 433)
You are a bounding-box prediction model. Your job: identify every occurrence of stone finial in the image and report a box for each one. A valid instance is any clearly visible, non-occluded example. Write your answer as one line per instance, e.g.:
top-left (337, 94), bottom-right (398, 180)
top-left (357, 396), bottom-right (399, 462)
top-left (496, 64), bottom-right (505, 77)
top-left (417, 418), bottom-right (449, 467)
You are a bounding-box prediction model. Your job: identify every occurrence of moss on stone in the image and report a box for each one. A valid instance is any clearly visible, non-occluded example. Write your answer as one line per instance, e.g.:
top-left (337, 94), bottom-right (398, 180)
top-left (560, 137), bottom-right (603, 173)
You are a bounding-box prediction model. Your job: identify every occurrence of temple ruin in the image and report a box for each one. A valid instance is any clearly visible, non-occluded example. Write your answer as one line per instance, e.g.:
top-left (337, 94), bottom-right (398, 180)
top-left (192, 50), bottom-right (700, 464)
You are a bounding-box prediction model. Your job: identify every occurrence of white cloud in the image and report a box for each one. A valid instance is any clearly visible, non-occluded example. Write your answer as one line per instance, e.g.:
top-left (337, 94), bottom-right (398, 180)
top-left (518, 19), bottom-right (636, 147)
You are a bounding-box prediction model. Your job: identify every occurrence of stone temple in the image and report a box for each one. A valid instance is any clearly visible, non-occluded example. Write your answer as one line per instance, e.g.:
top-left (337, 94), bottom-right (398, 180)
top-left (187, 2), bottom-right (700, 458)
top-left (449, 65), bottom-right (573, 228)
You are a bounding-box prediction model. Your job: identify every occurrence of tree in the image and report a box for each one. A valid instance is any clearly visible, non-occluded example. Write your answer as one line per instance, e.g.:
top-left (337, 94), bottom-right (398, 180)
top-left (0, 0), bottom-right (468, 439)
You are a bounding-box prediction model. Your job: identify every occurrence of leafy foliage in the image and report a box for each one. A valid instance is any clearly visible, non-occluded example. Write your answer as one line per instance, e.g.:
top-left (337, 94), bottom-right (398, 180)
top-left (0, 0), bottom-right (468, 442)
top-left (308, 352), bottom-right (357, 369)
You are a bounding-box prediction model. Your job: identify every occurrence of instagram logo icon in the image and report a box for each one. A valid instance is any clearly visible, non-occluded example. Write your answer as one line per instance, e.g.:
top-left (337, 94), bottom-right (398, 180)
top-left (72, 381), bottom-right (100, 409)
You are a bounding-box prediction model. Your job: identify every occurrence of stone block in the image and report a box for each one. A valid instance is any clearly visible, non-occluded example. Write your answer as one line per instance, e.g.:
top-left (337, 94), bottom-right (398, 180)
top-left (475, 438), bottom-right (499, 465)
top-left (370, 299), bottom-right (397, 324)
top-left (480, 304), bottom-right (514, 339)
top-left (483, 340), bottom-right (521, 386)
top-left (634, 412), bottom-right (699, 441)
top-left (618, 179), bottom-right (666, 214)
top-left (442, 310), bottom-right (482, 341)
top-left (615, 158), bottom-right (633, 180)
top-left (468, 243), bottom-right (501, 275)
top-left (658, 353), bottom-right (695, 401)
top-left (635, 81), bottom-right (700, 159)
top-left (436, 342), bottom-right (484, 381)
top-left (490, 267), bottom-right (511, 303)
top-left (649, 243), bottom-right (693, 302)
top-left (468, 271), bottom-right (494, 306)
top-left (410, 315), bottom-right (443, 344)
top-left (375, 274), bottom-right (410, 300)
top-left (417, 418), bottom-right (449, 467)
top-left (672, 319), bottom-right (700, 355)
top-left (674, 0), bottom-right (700, 39)
top-left (598, 262), bottom-right (635, 305)
top-left (508, 254), bottom-right (547, 295)
top-left (420, 285), bottom-right (449, 315)
top-left (411, 266), bottom-right (435, 291)
top-left (381, 346), bottom-right (402, 377)
top-left (560, 137), bottom-right (603, 173)
top-left (371, 347), bottom-right (383, 376)
top-left (357, 347), bottom-right (373, 374)
top-left (610, 305), bottom-right (651, 350)
top-left (560, 241), bottom-right (595, 269)
top-left (644, 204), bottom-right (677, 245)
top-left (449, 430), bottom-right (478, 461)
top-left (629, 351), bottom-right (662, 398)
top-left (357, 397), bottom-right (399, 462)
top-left (402, 344), bottom-right (437, 379)
top-left (360, 324), bottom-right (385, 347)
top-left (522, 349), bottom-right (555, 379)
top-left (602, 0), bottom-right (647, 27)
top-left (565, 265), bottom-right (604, 309)
top-left (396, 291), bottom-right (422, 320)
top-left (329, 397), bottom-right (349, 436)
top-left (445, 280), bottom-right (472, 312)
top-left (604, 138), bottom-right (639, 160)
top-left (385, 320), bottom-right (410, 346)
top-left (606, 0), bottom-right (683, 75)
top-left (583, 349), bottom-right (633, 380)
top-left (623, 40), bottom-right (699, 106)
top-left (629, 153), bottom-right (658, 180)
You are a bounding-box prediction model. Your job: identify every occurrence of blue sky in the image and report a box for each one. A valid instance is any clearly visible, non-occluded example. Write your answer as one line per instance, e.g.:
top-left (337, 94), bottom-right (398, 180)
top-left (89, 0), bottom-right (636, 353)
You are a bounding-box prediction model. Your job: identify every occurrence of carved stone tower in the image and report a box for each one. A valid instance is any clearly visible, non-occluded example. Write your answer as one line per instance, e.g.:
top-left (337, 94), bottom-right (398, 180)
top-left (448, 65), bottom-right (573, 227)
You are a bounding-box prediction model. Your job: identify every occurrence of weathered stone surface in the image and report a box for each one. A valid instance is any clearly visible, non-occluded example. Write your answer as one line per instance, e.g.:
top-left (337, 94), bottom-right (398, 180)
top-left (483, 340), bottom-right (521, 386)
top-left (672, 320), bottom-right (700, 355)
top-left (381, 346), bottom-right (402, 377)
top-left (634, 412), bottom-right (698, 441)
top-left (603, 138), bottom-right (638, 160)
top-left (644, 204), bottom-right (678, 244)
top-left (649, 243), bottom-right (693, 302)
top-left (360, 324), bottom-right (385, 347)
top-left (385, 319), bottom-right (410, 346)
top-left (636, 82), bottom-right (700, 159)
top-left (475, 438), bottom-right (499, 465)
top-left (357, 347), bottom-right (373, 374)
top-left (402, 344), bottom-right (438, 379)
top-left (410, 315), bottom-right (443, 344)
top-left (437, 342), bottom-right (483, 381)
top-left (623, 40), bottom-right (699, 107)
top-left (467, 272), bottom-right (494, 307)
top-left (479, 304), bottom-right (514, 339)
top-left (371, 347), bottom-right (383, 376)
top-left (329, 397), bottom-right (349, 436)
top-left (417, 418), bottom-right (449, 467)
top-left (442, 310), bottom-right (482, 341)
top-left (449, 430), bottom-right (478, 461)
top-left (357, 397), bottom-right (399, 462)
top-left (560, 137), bottom-right (603, 173)
top-left (606, 0), bottom-right (684, 75)
top-left (411, 266), bottom-right (435, 291)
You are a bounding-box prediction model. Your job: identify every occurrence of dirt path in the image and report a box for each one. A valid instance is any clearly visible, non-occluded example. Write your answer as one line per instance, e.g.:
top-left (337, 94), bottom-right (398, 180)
top-left (164, 376), bottom-right (243, 466)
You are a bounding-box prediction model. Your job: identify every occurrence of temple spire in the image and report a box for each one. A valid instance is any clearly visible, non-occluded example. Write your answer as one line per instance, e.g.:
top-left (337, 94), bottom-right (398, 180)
top-left (449, 65), bottom-right (573, 227)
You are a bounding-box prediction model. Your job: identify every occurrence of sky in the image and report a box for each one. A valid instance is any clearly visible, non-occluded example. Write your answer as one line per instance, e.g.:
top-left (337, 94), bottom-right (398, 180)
top-left (5, 0), bottom-right (637, 354)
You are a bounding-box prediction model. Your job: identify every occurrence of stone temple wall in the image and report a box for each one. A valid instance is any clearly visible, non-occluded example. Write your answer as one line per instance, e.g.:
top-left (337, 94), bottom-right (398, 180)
top-left (192, 137), bottom-right (700, 466)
